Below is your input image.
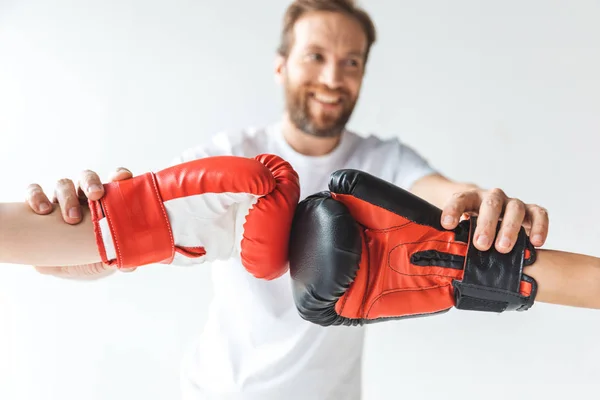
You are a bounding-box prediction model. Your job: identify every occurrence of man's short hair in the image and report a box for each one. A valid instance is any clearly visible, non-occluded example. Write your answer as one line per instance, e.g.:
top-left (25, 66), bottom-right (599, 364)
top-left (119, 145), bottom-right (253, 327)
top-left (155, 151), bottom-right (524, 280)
top-left (277, 0), bottom-right (377, 64)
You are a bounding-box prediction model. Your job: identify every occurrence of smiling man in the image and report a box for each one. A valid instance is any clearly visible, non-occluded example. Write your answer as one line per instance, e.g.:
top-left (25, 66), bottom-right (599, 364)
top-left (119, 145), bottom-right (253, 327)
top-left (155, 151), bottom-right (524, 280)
top-left (26, 1), bottom-right (550, 399)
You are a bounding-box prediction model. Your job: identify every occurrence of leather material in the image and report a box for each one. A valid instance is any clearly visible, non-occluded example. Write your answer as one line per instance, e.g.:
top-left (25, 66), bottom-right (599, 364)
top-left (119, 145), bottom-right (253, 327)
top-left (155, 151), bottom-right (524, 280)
top-left (90, 171), bottom-right (176, 268)
top-left (455, 220), bottom-right (537, 312)
top-left (289, 191), bottom-right (362, 327)
top-left (241, 154), bottom-right (301, 280)
top-left (89, 154), bottom-right (300, 279)
top-left (289, 169), bottom-right (538, 326)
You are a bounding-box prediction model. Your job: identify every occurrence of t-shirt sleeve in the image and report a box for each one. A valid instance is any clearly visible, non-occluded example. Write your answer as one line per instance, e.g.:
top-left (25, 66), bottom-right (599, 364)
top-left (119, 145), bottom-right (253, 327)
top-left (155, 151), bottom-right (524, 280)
top-left (391, 140), bottom-right (437, 190)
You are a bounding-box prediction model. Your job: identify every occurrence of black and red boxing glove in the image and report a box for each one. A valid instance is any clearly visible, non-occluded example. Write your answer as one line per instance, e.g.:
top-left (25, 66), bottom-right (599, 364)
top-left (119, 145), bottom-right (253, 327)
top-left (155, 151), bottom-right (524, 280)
top-left (89, 154), bottom-right (300, 280)
top-left (289, 169), bottom-right (538, 326)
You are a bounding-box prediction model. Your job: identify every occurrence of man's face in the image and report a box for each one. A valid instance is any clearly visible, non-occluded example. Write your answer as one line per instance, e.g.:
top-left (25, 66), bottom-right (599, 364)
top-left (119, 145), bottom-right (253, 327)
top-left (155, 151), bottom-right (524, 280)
top-left (277, 11), bottom-right (368, 138)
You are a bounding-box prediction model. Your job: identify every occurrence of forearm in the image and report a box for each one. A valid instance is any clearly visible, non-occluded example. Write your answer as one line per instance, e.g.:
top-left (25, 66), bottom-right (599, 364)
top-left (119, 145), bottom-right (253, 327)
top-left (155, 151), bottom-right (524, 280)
top-left (525, 249), bottom-right (600, 309)
top-left (0, 202), bottom-right (101, 266)
top-left (410, 173), bottom-right (480, 209)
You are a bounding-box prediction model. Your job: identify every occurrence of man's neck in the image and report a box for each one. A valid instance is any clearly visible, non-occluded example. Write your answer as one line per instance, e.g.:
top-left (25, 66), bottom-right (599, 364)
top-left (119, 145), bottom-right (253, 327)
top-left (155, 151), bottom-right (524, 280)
top-left (281, 116), bottom-right (342, 157)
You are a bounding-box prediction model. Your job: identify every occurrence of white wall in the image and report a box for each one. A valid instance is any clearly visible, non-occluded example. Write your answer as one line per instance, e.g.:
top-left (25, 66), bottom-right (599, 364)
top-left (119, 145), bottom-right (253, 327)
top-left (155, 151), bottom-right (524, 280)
top-left (1, 1), bottom-right (599, 399)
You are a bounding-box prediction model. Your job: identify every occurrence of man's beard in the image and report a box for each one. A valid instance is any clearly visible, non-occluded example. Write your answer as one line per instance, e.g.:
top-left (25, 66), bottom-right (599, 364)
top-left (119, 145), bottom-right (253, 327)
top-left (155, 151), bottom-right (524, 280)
top-left (284, 83), bottom-right (356, 138)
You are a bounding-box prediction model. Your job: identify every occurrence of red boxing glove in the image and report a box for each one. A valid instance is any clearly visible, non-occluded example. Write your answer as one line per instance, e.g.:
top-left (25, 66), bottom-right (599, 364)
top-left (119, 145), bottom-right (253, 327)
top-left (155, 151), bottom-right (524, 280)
top-left (289, 169), bottom-right (537, 326)
top-left (89, 154), bottom-right (300, 280)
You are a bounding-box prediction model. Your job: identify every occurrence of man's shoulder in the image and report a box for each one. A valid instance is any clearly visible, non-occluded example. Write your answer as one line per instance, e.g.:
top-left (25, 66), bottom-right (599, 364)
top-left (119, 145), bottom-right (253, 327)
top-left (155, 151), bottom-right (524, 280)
top-left (174, 125), bottom-right (273, 164)
top-left (344, 129), bottom-right (435, 183)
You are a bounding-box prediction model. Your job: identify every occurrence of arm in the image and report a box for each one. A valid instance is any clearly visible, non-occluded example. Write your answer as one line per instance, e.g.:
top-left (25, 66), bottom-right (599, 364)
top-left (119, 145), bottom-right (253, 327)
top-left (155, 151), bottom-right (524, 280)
top-left (412, 176), bottom-right (600, 308)
top-left (404, 173), bottom-right (599, 310)
top-left (409, 172), bottom-right (479, 209)
top-left (20, 168), bottom-right (136, 279)
top-left (410, 173), bottom-right (549, 251)
top-left (0, 202), bottom-right (101, 267)
top-left (526, 249), bottom-right (600, 309)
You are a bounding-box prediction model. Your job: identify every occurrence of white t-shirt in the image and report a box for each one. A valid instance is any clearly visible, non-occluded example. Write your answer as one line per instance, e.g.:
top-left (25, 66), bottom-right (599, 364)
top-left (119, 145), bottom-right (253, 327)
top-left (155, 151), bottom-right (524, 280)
top-left (172, 122), bottom-right (436, 400)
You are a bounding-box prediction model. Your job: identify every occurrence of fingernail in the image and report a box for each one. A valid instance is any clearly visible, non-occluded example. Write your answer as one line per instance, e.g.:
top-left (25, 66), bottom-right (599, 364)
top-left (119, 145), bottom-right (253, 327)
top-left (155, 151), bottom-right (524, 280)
top-left (443, 216), bottom-right (454, 225)
top-left (68, 207), bottom-right (80, 219)
top-left (477, 235), bottom-right (489, 247)
top-left (39, 203), bottom-right (50, 212)
top-left (499, 236), bottom-right (511, 248)
top-left (88, 184), bottom-right (103, 192)
top-left (532, 235), bottom-right (543, 244)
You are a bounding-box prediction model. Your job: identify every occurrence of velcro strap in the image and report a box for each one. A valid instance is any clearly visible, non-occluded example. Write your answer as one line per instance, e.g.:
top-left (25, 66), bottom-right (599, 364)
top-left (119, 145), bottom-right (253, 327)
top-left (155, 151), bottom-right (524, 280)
top-left (453, 218), bottom-right (536, 312)
top-left (99, 172), bottom-right (174, 268)
top-left (453, 281), bottom-right (525, 312)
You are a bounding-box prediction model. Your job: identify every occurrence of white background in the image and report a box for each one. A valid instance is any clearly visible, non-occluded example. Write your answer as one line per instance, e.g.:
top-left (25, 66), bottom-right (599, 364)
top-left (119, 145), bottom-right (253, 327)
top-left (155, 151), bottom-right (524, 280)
top-left (1, 1), bottom-right (599, 399)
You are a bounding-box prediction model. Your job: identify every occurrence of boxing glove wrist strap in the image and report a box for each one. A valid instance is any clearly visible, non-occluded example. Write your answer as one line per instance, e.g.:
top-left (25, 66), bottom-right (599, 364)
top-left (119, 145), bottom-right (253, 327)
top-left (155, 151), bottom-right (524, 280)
top-left (90, 172), bottom-right (175, 268)
top-left (453, 217), bottom-right (538, 313)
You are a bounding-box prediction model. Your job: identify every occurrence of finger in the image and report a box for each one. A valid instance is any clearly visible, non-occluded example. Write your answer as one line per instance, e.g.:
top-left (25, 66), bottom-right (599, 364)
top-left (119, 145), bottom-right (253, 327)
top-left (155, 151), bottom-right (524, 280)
top-left (77, 169), bottom-right (105, 201)
top-left (473, 188), bottom-right (507, 251)
top-left (76, 185), bottom-right (89, 204)
top-left (527, 205), bottom-right (549, 247)
top-left (521, 217), bottom-right (533, 237)
top-left (108, 167), bottom-right (133, 182)
top-left (441, 190), bottom-right (481, 229)
top-left (495, 198), bottom-right (526, 253)
top-left (119, 267), bottom-right (137, 273)
top-left (26, 184), bottom-right (53, 214)
top-left (54, 178), bottom-right (83, 224)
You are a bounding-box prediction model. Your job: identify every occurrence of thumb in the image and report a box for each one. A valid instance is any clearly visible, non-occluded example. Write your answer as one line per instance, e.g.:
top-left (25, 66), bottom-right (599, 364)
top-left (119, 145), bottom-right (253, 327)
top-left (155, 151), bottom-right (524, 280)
top-left (119, 267), bottom-right (137, 273)
top-left (108, 167), bottom-right (133, 182)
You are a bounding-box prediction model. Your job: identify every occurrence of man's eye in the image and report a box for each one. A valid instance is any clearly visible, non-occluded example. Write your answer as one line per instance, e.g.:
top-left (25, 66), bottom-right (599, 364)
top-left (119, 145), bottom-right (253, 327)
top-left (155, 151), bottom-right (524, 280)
top-left (307, 53), bottom-right (324, 62)
top-left (346, 59), bottom-right (360, 68)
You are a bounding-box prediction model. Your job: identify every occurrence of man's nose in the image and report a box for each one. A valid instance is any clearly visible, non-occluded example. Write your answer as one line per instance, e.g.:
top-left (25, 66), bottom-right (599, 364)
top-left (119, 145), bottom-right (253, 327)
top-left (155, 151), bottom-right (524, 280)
top-left (318, 62), bottom-right (343, 89)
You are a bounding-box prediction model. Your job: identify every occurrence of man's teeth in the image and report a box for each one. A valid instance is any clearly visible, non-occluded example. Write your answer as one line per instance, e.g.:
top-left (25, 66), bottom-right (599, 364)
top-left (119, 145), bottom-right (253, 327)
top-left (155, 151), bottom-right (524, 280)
top-left (314, 93), bottom-right (340, 104)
